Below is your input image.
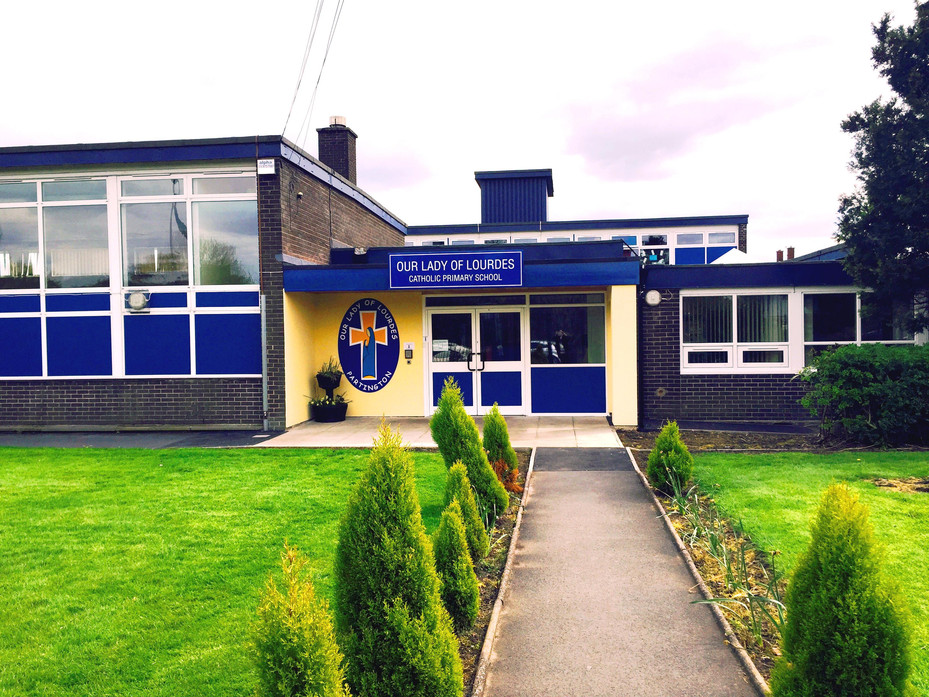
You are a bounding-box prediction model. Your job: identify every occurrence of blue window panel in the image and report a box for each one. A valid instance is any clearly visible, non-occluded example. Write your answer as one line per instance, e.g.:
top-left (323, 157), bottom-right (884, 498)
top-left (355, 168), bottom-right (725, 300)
top-left (196, 291), bottom-right (260, 308)
top-left (147, 293), bottom-right (188, 309)
top-left (433, 372), bottom-right (473, 407)
top-left (612, 235), bottom-right (637, 245)
top-left (195, 314), bottom-right (261, 375)
top-left (0, 295), bottom-right (40, 313)
top-left (47, 316), bottom-right (112, 376)
top-left (46, 293), bottom-right (110, 312)
top-left (531, 366), bottom-right (606, 413)
top-left (0, 317), bottom-right (42, 376)
top-left (124, 315), bottom-right (191, 375)
top-left (480, 371), bottom-right (522, 407)
top-left (674, 247), bottom-right (706, 265)
top-left (706, 246), bottom-right (735, 263)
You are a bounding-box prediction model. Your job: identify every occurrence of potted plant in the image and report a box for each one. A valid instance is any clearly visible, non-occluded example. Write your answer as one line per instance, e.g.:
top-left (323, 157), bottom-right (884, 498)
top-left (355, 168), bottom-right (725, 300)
top-left (309, 393), bottom-right (350, 422)
top-left (316, 356), bottom-right (343, 393)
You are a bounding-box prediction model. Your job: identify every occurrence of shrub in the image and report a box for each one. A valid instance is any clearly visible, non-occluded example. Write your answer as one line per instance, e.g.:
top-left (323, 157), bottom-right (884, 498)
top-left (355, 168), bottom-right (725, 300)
top-left (770, 483), bottom-right (913, 697)
top-left (646, 421), bottom-right (694, 495)
top-left (800, 343), bottom-right (929, 446)
top-left (444, 461), bottom-right (489, 561)
top-left (333, 422), bottom-right (462, 697)
top-left (491, 458), bottom-right (523, 494)
top-left (430, 378), bottom-right (509, 522)
top-left (252, 543), bottom-right (350, 697)
top-left (483, 404), bottom-right (518, 479)
top-left (433, 499), bottom-right (480, 632)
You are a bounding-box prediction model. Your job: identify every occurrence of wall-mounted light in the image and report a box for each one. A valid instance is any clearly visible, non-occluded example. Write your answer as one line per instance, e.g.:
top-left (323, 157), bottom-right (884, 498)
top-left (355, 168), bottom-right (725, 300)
top-left (644, 290), bottom-right (662, 306)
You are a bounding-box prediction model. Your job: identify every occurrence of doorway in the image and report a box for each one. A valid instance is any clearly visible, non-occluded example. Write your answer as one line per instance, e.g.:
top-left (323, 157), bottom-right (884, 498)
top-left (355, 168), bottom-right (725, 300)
top-left (427, 308), bottom-right (527, 415)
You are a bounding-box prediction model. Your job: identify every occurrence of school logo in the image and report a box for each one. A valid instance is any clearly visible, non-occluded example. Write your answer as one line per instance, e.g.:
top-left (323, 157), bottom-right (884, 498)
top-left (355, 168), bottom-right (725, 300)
top-left (337, 298), bottom-right (400, 393)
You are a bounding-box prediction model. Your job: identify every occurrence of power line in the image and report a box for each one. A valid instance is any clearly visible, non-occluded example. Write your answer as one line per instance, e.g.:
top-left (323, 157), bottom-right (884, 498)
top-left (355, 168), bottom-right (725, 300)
top-left (295, 0), bottom-right (346, 150)
top-left (281, 0), bottom-right (326, 139)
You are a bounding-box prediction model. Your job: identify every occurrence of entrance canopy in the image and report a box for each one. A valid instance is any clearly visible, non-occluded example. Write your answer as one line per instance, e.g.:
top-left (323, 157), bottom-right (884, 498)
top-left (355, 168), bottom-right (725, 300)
top-left (283, 240), bottom-right (641, 292)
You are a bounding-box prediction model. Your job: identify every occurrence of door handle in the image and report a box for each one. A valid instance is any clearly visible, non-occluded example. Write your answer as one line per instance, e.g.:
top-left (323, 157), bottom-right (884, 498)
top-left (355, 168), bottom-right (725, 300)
top-left (467, 351), bottom-right (476, 372)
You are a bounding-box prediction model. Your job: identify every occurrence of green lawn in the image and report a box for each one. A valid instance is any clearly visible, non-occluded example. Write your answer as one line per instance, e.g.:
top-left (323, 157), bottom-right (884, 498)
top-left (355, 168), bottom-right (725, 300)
top-left (692, 451), bottom-right (929, 694)
top-left (0, 447), bottom-right (448, 697)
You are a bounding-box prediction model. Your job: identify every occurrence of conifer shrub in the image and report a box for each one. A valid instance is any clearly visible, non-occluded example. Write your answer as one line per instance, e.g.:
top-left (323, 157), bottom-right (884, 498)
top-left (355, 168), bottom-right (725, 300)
top-left (444, 461), bottom-right (489, 561)
top-left (333, 422), bottom-right (462, 697)
top-left (770, 483), bottom-right (913, 697)
top-left (252, 543), bottom-right (350, 697)
top-left (646, 420), bottom-right (694, 495)
top-left (433, 499), bottom-right (480, 632)
top-left (429, 378), bottom-right (509, 521)
top-left (483, 404), bottom-right (518, 480)
top-left (491, 458), bottom-right (523, 494)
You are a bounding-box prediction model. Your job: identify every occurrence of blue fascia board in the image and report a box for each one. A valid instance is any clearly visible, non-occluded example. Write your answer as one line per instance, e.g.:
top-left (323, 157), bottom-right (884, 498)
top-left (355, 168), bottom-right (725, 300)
top-left (475, 169), bottom-right (554, 196)
top-left (335, 240), bottom-right (633, 266)
top-left (284, 258), bottom-right (639, 292)
top-left (406, 214), bottom-right (748, 236)
top-left (643, 261), bottom-right (852, 290)
top-left (0, 136), bottom-right (283, 169)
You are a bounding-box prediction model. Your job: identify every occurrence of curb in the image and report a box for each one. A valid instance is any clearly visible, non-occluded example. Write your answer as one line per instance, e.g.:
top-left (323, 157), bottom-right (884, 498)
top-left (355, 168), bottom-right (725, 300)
top-left (469, 446), bottom-right (536, 697)
top-left (625, 446), bottom-right (770, 696)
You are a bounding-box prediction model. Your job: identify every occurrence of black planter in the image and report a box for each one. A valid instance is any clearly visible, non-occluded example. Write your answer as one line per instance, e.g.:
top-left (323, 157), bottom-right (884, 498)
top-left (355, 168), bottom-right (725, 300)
top-left (316, 372), bottom-right (342, 392)
top-left (311, 402), bottom-right (348, 423)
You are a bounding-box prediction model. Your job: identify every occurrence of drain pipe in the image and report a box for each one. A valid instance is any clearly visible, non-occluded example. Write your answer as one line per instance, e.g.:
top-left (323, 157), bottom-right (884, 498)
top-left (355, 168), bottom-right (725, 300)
top-left (260, 294), bottom-right (269, 432)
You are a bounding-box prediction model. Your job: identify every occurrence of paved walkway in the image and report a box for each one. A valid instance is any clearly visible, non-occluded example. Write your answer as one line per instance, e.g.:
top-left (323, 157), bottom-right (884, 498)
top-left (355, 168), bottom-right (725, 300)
top-left (483, 447), bottom-right (758, 697)
top-left (256, 415), bottom-right (621, 449)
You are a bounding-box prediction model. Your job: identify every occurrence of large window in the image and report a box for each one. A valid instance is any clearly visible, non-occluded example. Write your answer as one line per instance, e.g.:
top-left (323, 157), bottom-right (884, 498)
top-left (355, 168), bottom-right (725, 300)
top-left (682, 293), bottom-right (789, 370)
top-left (0, 207), bottom-right (39, 289)
top-left (44, 205), bottom-right (109, 288)
top-left (803, 292), bottom-right (913, 364)
top-left (530, 294), bottom-right (605, 364)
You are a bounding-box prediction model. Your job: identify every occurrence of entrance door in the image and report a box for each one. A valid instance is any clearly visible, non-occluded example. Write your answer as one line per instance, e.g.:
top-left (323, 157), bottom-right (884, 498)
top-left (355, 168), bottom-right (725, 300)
top-left (428, 308), bottom-right (526, 415)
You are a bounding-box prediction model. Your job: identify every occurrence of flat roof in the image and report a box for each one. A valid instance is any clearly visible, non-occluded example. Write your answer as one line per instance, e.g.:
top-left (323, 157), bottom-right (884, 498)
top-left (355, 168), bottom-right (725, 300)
top-left (407, 214), bottom-right (749, 236)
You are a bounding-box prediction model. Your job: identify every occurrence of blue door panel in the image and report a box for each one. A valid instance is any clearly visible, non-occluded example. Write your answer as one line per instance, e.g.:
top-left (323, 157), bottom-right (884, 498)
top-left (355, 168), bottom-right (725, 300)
top-left (480, 371), bottom-right (522, 407)
top-left (531, 366), bottom-right (606, 413)
top-left (47, 316), bottom-right (112, 376)
top-left (433, 372), bottom-right (473, 407)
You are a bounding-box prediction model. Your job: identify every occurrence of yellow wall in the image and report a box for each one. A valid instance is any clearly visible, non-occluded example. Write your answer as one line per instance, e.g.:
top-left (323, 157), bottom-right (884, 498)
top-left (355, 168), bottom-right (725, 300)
top-left (607, 285), bottom-right (638, 427)
top-left (284, 291), bottom-right (426, 426)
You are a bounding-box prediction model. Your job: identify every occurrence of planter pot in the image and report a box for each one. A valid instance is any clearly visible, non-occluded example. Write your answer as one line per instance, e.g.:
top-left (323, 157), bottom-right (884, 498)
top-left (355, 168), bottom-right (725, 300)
top-left (311, 402), bottom-right (348, 423)
top-left (316, 372), bottom-right (342, 392)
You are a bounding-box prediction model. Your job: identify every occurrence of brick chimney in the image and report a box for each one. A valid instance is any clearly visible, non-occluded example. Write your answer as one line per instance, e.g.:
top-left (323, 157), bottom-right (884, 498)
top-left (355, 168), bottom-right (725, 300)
top-left (776, 250), bottom-right (784, 262)
top-left (317, 116), bottom-right (357, 184)
top-left (787, 246), bottom-right (795, 260)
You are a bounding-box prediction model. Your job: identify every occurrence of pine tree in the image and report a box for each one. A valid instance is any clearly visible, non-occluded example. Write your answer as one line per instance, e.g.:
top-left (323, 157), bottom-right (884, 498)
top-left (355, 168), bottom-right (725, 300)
top-left (483, 403), bottom-right (518, 477)
top-left (444, 461), bottom-right (489, 561)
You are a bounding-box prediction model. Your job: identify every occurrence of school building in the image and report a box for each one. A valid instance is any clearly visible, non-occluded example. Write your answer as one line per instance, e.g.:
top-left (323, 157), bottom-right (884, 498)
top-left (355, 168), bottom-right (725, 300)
top-left (0, 122), bottom-right (920, 431)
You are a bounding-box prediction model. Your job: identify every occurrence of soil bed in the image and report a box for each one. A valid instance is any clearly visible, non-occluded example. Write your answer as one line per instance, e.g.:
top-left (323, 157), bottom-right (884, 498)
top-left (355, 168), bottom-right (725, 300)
top-left (459, 448), bottom-right (530, 694)
top-left (618, 427), bottom-right (819, 453)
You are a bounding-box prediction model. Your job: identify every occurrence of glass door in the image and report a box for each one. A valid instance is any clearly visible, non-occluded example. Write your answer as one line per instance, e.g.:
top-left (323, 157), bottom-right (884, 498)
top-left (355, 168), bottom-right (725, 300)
top-left (427, 308), bottom-right (526, 415)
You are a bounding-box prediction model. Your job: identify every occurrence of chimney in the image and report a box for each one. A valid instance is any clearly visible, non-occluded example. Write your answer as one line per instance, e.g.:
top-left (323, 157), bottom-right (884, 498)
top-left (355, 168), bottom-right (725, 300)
top-left (317, 116), bottom-right (357, 184)
top-left (787, 246), bottom-right (795, 260)
top-left (776, 249), bottom-right (784, 262)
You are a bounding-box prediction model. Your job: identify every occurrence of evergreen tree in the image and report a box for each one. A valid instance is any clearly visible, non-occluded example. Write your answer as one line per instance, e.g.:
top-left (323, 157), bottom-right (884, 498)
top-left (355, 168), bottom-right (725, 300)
top-left (770, 484), bottom-right (912, 696)
top-left (252, 543), bottom-right (350, 697)
top-left (838, 3), bottom-right (929, 332)
top-left (333, 423), bottom-right (462, 697)
top-left (483, 403), bottom-right (518, 477)
top-left (433, 499), bottom-right (480, 632)
top-left (444, 461), bottom-right (489, 561)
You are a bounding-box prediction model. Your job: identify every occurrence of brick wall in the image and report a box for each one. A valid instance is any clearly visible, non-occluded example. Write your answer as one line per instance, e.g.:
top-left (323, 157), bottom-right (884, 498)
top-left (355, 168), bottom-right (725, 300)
top-left (639, 288), bottom-right (811, 427)
top-left (0, 379), bottom-right (263, 429)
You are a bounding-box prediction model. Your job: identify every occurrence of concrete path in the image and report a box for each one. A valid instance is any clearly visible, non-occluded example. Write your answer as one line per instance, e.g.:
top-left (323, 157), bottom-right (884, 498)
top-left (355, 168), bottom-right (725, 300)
top-left (483, 447), bottom-right (757, 697)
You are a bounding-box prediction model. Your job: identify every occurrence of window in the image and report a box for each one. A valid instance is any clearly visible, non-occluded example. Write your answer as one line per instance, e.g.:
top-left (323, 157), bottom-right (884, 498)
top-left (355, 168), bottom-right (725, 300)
top-left (530, 295), bottom-right (605, 365)
top-left (0, 208), bottom-right (39, 289)
top-left (642, 234), bottom-right (667, 246)
top-left (120, 175), bottom-right (258, 287)
top-left (803, 292), bottom-right (914, 364)
top-left (682, 293), bottom-right (788, 370)
top-left (44, 205), bottom-right (109, 288)
top-left (576, 235), bottom-right (601, 242)
top-left (708, 232), bottom-right (736, 244)
top-left (677, 233), bottom-right (703, 245)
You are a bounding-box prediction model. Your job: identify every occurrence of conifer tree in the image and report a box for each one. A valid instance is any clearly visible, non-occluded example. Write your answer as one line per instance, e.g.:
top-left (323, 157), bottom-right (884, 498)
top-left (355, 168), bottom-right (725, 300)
top-left (444, 461), bottom-right (489, 561)
top-left (433, 499), bottom-right (480, 632)
top-left (483, 403), bottom-right (518, 477)
top-left (333, 422), bottom-right (462, 697)
top-left (770, 483), bottom-right (912, 696)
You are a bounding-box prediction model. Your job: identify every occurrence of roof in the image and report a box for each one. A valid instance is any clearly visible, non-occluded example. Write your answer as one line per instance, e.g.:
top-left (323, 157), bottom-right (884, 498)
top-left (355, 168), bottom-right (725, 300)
top-left (406, 214), bottom-right (749, 236)
top-left (474, 169), bottom-right (554, 196)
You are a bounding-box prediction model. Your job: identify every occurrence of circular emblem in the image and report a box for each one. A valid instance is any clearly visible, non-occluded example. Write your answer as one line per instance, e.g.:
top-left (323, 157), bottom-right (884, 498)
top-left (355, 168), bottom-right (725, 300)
top-left (337, 298), bottom-right (400, 393)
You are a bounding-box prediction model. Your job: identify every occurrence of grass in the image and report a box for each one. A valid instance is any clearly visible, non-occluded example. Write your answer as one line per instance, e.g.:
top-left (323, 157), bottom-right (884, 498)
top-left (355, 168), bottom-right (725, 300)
top-left (692, 451), bottom-right (929, 693)
top-left (0, 447), bottom-right (448, 697)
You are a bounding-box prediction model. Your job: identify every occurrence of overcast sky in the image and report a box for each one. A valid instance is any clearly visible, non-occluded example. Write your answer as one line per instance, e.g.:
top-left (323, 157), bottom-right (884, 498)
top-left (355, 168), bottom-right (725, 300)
top-left (1, 1), bottom-right (918, 261)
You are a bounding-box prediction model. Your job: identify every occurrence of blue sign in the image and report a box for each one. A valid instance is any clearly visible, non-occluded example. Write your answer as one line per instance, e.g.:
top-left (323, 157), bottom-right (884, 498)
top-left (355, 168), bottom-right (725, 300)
top-left (389, 251), bottom-right (523, 289)
top-left (337, 298), bottom-right (400, 393)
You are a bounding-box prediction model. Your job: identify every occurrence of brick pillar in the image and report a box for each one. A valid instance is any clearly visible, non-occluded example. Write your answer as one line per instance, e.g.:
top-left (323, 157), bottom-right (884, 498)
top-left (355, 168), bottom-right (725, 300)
top-left (317, 118), bottom-right (357, 184)
top-left (258, 160), bottom-right (287, 431)
top-left (738, 223), bottom-right (748, 253)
